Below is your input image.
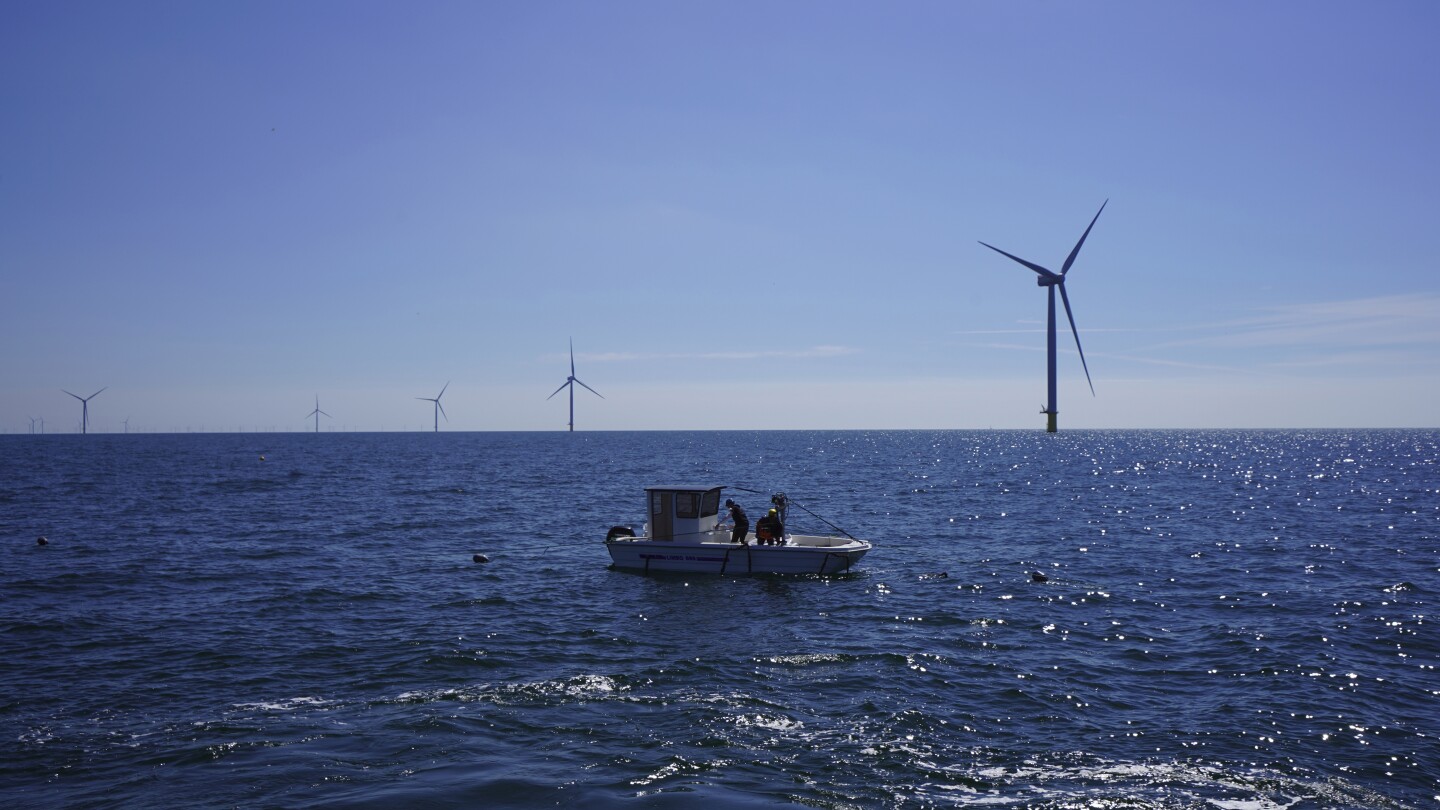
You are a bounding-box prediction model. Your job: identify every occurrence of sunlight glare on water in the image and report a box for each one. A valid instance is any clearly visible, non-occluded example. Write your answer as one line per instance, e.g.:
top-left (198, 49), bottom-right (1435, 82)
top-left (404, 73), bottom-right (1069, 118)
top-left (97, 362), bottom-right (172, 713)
top-left (1, 429), bottom-right (1435, 808)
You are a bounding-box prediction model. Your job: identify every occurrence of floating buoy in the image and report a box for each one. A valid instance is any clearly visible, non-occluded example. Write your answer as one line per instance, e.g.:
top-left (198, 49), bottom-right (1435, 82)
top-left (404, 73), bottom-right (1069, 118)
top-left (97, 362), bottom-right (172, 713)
top-left (473, 554), bottom-right (490, 564)
top-left (259, 455), bottom-right (266, 461)
top-left (1031, 571), bottom-right (1048, 583)
top-left (36, 536), bottom-right (48, 546)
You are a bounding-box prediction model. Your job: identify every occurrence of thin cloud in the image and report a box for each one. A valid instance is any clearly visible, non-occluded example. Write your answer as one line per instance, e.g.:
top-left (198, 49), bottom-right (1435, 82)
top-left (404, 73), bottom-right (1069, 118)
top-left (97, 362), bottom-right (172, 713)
top-left (969, 294), bottom-right (1440, 350)
top-left (572, 345), bottom-right (860, 363)
top-left (1152, 294), bottom-right (1440, 351)
top-left (972, 341), bottom-right (1044, 353)
top-left (1087, 351), bottom-right (1249, 374)
top-left (970, 340), bottom-right (1247, 374)
top-left (1264, 348), bottom-right (1434, 370)
top-left (955, 327), bottom-right (1143, 335)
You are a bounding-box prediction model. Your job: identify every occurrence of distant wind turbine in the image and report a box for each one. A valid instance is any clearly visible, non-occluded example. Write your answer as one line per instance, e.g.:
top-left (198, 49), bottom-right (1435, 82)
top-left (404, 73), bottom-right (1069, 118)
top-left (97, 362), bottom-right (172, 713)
top-left (28, 416), bottom-right (38, 435)
top-left (123, 416), bottom-right (130, 434)
top-left (417, 382), bottom-right (449, 432)
top-left (546, 339), bottom-right (603, 432)
top-left (63, 387), bottom-right (107, 434)
top-left (306, 396), bottom-right (331, 434)
top-left (979, 200), bottom-right (1105, 433)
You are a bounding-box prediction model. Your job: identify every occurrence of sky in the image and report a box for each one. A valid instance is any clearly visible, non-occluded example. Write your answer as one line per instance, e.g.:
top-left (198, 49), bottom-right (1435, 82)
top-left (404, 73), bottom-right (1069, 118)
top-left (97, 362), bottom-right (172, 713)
top-left (3, 1), bottom-right (1438, 432)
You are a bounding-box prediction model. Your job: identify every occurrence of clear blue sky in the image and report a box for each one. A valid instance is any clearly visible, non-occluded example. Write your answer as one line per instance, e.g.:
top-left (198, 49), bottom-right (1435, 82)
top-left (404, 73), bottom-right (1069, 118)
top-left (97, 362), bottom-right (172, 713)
top-left (4, 1), bottom-right (1437, 432)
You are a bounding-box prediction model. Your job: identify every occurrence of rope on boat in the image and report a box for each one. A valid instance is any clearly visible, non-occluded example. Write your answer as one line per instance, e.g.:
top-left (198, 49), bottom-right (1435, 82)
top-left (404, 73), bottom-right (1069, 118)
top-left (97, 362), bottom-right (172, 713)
top-left (787, 499), bottom-right (858, 541)
top-left (606, 527), bottom-right (729, 543)
top-left (731, 485), bottom-right (858, 541)
top-left (655, 528), bottom-right (729, 542)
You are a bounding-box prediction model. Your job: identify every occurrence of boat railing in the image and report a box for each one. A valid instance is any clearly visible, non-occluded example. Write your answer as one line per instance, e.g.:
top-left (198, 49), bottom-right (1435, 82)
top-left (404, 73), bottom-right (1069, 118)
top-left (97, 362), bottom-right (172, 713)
top-left (623, 527), bottom-right (730, 543)
top-left (788, 534), bottom-right (861, 549)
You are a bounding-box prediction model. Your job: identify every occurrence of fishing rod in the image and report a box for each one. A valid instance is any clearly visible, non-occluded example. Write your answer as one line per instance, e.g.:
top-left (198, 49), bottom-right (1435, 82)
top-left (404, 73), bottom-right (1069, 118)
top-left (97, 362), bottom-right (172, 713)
top-left (728, 485), bottom-right (858, 540)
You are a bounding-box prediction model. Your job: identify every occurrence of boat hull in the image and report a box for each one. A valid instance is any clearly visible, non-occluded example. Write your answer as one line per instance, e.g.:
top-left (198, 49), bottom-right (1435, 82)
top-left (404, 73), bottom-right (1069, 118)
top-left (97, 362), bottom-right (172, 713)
top-left (606, 535), bottom-right (869, 575)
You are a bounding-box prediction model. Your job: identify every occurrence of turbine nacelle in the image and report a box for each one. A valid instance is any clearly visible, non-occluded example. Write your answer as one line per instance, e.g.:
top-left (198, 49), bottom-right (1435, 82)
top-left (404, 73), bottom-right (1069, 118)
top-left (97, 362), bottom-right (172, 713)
top-left (1036, 274), bottom-right (1062, 288)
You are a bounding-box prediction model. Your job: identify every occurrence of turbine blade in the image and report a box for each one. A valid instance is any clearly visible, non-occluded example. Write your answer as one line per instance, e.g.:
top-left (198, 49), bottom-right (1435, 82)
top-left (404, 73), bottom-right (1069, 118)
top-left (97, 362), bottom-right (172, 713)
top-left (574, 378), bottom-right (604, 399)
top-left (437, 401), bottom-right (448, 421)
top-left (978, 242), bottom-right (1057, 279)
top-left (437, 381), bottom-right (449, 400)
top-left (63, 389), bottom-right (83, 401)
top-left (546, 380), bottom-right (570, 400)
top-left (319, 409), bottom-right (331, 418)
top-left (1058, 283), bottom-right (1095, 396)
top-left (569, 338), bottom-right (576, 376)
top-left (90, 387), bottom-right (107, 400)
top-left (1061, 199), bottom-right (1108, 276)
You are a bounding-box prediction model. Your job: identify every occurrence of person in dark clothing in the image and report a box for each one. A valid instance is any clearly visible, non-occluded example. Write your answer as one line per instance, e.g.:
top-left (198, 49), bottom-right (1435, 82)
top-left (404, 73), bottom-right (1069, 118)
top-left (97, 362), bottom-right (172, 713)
top-left (755, 508), bottom-right (785, 545)
top-left (725, 499), bottom-right (749, 544)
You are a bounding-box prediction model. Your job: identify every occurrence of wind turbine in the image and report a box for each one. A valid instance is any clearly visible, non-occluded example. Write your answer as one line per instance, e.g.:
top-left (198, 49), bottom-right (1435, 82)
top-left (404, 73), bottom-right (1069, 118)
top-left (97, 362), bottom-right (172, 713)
top-left (306, 396), bottom-right (331, 433)
top-left (417, 382), bottom-right (449, 432)
top-left (546, 339), bottom-right (603, 432)
top-left (28, 416), bottom-right (37, 435)
top-left (63, 387), bottom-right (107, 434)
top-left (979, 200), bottom-right (1105, 433)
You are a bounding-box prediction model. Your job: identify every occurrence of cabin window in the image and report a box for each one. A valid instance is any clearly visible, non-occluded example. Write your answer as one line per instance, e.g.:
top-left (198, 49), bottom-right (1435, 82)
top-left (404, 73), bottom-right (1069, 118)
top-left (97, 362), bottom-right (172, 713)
top-left (651, 492), bottom-right (665, 517)
top-left (700, 489), bottom-right (721, 517)
top-left (675, 492), bottom-right (699, 519)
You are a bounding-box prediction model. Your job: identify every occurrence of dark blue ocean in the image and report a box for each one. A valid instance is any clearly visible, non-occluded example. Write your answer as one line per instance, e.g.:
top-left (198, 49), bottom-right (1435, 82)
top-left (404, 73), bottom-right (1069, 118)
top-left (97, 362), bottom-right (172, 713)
top-left (2, 430), bottom-right (1436, 808)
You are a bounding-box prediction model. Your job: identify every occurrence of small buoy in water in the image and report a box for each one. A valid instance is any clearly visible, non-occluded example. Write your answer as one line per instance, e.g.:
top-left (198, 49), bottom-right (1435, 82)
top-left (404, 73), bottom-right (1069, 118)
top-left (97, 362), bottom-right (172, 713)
top-left (1031, 571), bottom-right (1048, 583)
top-left (37, 536), bottom-right (48, 546)
top-left (259, 455), bottom-right (266, 461)
top-left (473, 554), bottom-right (490, 564)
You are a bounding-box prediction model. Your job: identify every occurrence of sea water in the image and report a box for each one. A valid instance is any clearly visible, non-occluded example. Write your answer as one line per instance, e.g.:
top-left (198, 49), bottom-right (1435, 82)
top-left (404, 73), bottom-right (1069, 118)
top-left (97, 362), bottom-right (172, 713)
top-left (1, 429), bottom-right (1435, 808)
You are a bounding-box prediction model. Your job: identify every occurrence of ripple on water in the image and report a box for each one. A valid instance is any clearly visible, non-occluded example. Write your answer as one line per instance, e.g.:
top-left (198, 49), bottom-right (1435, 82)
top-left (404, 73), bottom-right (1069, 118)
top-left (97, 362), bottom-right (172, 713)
top-left (0, 430), bottom-right (1434, 808)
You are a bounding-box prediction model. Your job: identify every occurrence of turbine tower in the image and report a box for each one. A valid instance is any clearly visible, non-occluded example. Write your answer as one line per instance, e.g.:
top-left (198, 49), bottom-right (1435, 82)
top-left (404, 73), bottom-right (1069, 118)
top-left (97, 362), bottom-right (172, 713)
top-left (979, 201), bottom-right (1105, 433)
top-left (63, 387), bottom-right (107, 434)
top-left (306, 396), bottom-right (331, 434)
top-left (417, 382), bottom-right (449, 432)
top-left (546, 339), bottom-right (603, 432)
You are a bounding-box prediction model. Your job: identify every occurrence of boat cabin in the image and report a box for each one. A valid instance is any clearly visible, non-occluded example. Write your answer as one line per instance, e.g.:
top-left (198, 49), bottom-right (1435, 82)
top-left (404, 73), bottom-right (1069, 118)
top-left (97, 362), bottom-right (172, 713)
top-left (645, 486), bottom-right (724, 541)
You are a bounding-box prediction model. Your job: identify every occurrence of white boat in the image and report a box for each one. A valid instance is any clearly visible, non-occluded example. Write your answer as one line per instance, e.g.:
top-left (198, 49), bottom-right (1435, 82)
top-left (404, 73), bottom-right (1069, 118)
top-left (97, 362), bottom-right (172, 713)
top-left (604, 486), bottom-right (871, 575)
